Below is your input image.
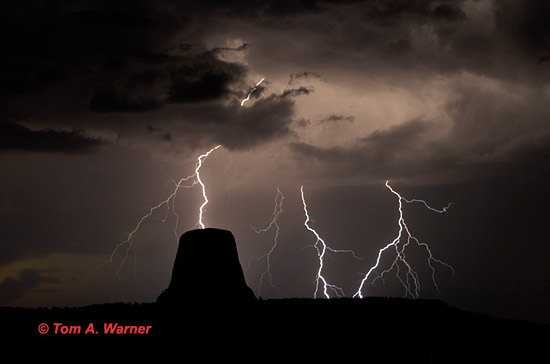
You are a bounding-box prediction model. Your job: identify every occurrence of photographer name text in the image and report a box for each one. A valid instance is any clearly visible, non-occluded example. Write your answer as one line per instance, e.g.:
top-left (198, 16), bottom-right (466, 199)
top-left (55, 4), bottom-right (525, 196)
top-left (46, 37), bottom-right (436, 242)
top-left (38, 322), bottom-right (152, 335)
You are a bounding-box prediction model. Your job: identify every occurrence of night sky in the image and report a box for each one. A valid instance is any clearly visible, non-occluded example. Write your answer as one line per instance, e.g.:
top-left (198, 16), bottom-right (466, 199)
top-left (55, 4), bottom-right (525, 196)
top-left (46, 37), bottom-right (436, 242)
top-left (1, 0), bottom-right (549, 324)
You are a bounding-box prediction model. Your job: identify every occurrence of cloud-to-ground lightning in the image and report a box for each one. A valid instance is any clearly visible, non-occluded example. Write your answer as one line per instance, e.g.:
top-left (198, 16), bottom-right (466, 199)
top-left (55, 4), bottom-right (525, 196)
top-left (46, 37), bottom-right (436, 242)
top-left (301, 186), bottom-right (361, 298)
top-left (105, 142), bottom-right (453, 301)
top-left (106, 145), bottom-right (222, 277)
top-left (240, 78), bottom-right (265, 106)
top-left (245, 188), bottom-right (284, 297)
top-left (354, 181), bottom-right (455, 299)
top-left (196, 145), bottom-right (222, 229)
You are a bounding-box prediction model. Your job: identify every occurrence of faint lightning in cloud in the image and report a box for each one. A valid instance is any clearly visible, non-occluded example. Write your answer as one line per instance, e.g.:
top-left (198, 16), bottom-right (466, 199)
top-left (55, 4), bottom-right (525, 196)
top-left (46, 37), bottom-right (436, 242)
top-left (106, 145), bottom-right (221, 277)
top-left (354, 181), bottom-right (454, 299)
top-left (301, 185), bottom-right (361, 298)
top-left (241, 78), bottom-right (265, 106)
top-left (245, 188), bottom-right (284, 297)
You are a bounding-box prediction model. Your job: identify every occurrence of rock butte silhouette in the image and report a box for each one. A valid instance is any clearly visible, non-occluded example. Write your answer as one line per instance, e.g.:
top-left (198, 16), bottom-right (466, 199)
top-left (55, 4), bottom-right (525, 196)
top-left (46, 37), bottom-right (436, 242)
top-left (157, 228), bottom-right (256, 306)
top-left (3, 229), bottom-right (548, 363)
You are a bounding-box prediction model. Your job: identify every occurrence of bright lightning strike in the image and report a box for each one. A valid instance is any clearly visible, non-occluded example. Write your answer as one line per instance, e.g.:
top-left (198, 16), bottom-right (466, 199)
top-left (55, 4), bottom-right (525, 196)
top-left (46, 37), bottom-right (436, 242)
top-left (106, 145), bottom-right (221, 277)
top-left (240, 78), bottom-right (265, 106)
top-left (245, 188), bottom-right (284, 297)
top-left (354, 181), bottom-right (454, 299)
top-left (196, 144), bottom-right (222, 229)
top-left (301, 186), bottom-right (361, 299)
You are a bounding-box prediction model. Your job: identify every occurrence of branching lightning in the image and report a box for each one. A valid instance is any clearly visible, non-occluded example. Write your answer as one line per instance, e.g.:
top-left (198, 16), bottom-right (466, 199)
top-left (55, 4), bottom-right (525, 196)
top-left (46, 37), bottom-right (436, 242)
top-left (105, 140), bottom-right (453, 300)
top-left (241, 78), bottom-right (265, 106)
top-left (245, 188), bottom-right (284, 297)
top-left (301, 186), bottom-right (361, 298)
top-left (354, 180), bottom-right (455, 299)
top-left (106, 145), bottom-right (221, 277)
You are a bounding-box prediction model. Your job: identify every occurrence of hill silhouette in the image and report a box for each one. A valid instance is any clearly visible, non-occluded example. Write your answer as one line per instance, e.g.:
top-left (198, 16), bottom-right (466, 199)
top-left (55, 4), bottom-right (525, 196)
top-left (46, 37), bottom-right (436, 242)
top-left (157, 228), bottom-right (256, 306)
top-left (2, 298), bottom-right (548, 363)
top-left (2, 229), bottom-right (548, 363)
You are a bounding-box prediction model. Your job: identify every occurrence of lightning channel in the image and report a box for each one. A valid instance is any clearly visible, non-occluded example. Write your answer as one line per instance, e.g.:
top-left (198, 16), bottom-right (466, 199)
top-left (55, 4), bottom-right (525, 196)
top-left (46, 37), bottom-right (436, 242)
top-left (354, 180), bottom-right (454, 299)
top-left (106, 145), bottom-right (221, 277)
top-left (196, 144), bottom-right (222, 229)
top-left (241, 78), bottom-right (265, 106)
top-left (301, 185), bottom-right (361, 298)
top-left (245, 188), bottom-right (284, 297)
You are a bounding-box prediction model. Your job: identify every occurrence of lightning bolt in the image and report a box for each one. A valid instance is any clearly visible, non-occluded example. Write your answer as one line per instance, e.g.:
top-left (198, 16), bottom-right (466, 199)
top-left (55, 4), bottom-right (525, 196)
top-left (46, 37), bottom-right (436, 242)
top-left (196, 144), bottom-right (222, 229)
top-left (106, 145), bottom-right (221, 277)
top-left (301, 185), bottom-right (361, 299)
top-left (354, 180), bottom-right (455, 299)
top-left (240, 78), bottom-right (265, 106)
top-left (245, 188), bottom-right (284, 297)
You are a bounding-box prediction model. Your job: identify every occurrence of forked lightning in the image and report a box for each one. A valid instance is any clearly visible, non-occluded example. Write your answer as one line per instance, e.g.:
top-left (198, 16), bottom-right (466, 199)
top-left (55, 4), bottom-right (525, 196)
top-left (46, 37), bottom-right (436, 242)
top-left (245, 188), bottom-right (284, 297)
top-left (107, 145), bottom-right (221, 277)
top-left (301, 185), bottom-right (361, 298)
top-left (354, 181), bottom-right (455, 298)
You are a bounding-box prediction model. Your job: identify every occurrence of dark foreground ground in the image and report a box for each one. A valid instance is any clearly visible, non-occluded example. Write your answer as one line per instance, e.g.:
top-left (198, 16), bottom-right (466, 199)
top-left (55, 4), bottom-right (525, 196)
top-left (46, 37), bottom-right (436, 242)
top-left (3, 297), bottom-right (548, 363)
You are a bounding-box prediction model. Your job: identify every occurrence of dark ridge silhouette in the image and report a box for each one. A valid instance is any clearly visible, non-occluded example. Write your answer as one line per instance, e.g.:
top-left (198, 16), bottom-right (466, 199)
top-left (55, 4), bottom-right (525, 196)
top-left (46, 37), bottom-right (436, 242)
top-left (2, 229), bottom-right (548, 363)
top-left (3, 298), bottom-right (548, 364)
top-left (157, 228), bottom-right (256, 306)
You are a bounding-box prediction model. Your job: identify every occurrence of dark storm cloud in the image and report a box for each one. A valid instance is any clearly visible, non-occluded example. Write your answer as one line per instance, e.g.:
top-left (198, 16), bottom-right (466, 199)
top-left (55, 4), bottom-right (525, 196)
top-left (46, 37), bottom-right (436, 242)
top-left (318, 114), bottom-right (355, 124)
top-left (352, 2), bottom-right (493, 79)
top-left (291, 81), bottom-right (550, 182)
top-left (0, 5), bottom-right (173, 123)
top-left (0, 1), bottom-right (318, 153)
top-left (0, 7), bottom-right (164, 94)
top-left (0, 0), bottom-right (547, 163)
top-left (89, 87), bottom-right (162, 113)
top-left (262, 0), bottom-right (324, 17)
top-left (281, 87), bottom-right (313, 98)
top-left (363, 118), bottom-right (432, 149)
top-left (291, 118), bottom-right (440, 180)
top-left (166, 54), bottom-right (246, 104)
top-left (0, 269), bottom-right (60, 305)
top-left (288, 71), bottom-right (324, 85)
top-left (213, 43), bottom-right (249, 53)
top-left (365, 0), bottom-right (550, 79)
top-left (364, 0), bottom-right (466, 21)
top-left (167, 94), bottom-right (297, 151)
top-left (238, 0), bottom-right (549, 86)
top-left (87, 48), bottom-right (247, 111)
top-left (494, 0), bottom-right (550, 54)
top-left (0, 122), bottom-right (105, 154)
top-left (2, 0), bottom-right (548, 156)
top-left (85, 81), bottom-right (300, 151)
top-left (146, 125), bottom-right (172, 142)
top-left (0, 0), bottom-right (547, 164)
